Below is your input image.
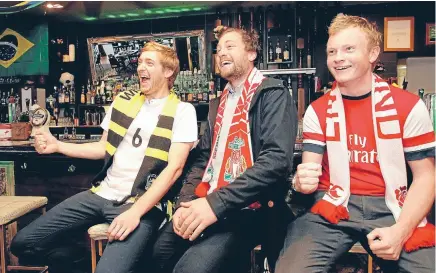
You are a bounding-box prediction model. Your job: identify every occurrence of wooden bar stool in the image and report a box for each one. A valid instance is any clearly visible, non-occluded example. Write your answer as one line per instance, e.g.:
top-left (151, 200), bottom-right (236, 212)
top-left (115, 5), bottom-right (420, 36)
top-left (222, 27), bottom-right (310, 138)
top-left (0, 196), bottom-right (48, 273)
top-left (87, 223), bottom-right (109, 273)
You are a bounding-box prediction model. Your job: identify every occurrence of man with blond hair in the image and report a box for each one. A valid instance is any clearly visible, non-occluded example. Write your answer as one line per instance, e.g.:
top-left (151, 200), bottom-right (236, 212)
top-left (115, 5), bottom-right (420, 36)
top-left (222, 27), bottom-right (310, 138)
top-left (276, 14), bottom-right (435, 273)
top-left (11, 41), bottom-right (198, 273)
top-left (152, 27), bottom-right (297, 273)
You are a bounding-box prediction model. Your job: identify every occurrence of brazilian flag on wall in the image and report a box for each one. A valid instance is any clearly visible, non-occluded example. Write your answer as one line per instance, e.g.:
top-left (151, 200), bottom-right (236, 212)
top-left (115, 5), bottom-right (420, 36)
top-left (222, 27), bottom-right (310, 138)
top-left (0, 24), bottom-right (48, 76)
top-left (0, 28), bottom-right (34, 68)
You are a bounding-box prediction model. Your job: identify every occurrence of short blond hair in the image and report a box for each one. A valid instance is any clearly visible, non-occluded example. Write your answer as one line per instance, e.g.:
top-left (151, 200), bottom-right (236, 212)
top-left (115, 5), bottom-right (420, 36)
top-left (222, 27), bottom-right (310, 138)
top-left (328, 14), bottom-right (382, 49)
top-left (141, 41), bottom-right (180, 89)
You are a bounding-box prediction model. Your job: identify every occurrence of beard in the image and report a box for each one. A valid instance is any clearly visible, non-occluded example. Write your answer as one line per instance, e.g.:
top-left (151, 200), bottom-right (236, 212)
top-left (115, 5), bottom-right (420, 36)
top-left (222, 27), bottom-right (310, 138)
top-left (220, 62), bottom-right (245, 81)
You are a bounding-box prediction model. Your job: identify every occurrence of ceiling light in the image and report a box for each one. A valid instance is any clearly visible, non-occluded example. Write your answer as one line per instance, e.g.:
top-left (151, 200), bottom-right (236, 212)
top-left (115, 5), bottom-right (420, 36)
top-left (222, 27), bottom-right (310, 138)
top-left (46, 3), bottom-right (63, 9)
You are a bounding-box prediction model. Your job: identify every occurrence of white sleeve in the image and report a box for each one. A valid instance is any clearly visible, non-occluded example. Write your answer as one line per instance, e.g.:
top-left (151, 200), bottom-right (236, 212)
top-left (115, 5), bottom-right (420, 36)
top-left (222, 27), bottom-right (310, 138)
top-left (171, 103), bottom-right (198, 143)
top-left (403, 99), bottom-right (436, 153)
top-left (303, 104), bottom-right (326, 147)
top-left (100, 103), bottom-right (114, 132)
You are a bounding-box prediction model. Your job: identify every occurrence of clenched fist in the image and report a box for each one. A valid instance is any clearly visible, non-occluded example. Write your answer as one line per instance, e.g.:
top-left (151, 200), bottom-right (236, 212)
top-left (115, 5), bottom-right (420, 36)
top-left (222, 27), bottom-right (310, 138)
top-left (293, 162), bottom-right (322, 194)
top-left (34, 129), bottom-right (59, 154)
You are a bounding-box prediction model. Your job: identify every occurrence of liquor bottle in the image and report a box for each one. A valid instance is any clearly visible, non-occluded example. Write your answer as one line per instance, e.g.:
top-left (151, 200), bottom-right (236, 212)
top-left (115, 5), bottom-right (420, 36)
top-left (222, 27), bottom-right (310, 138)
top-left (187, 75), bottom-right (193, 102)
top-left (216, 76), bottom-right (222, 98)
top-left (208, 74), bottom-right (216, 100)
top-left (275, 39), bottom-right (282, 62)
top-left (64, 86), bottom-right (70, 104)
top-left (95, 87), bottom-right (101, 105)
top-left (208, 74), bottom-right (215, 95)
top-left (283, 40), bottom-right (290, 62)
top-left (81, 86), bottom-right (86, 104)
top-left (192, 69), bottom-right (198, 103)
top-left (58, 86), bottom-right (65, 104)
top-left (52, 86), bottom-right (58, 105)
top-left (70, 85), bottom-right (76, 104)
top-left (101, 84), bottom-right (106, 104)
top-left (202, 84), bottom-right (209, 103)
top-left (297, 16), bottom-right (305, 68)
top-left (90, 91), bottom-right (96, 105)
top-left (268, 41), bottom-right (274, 63)
top-left (7, 91), bottom-right (15, 123)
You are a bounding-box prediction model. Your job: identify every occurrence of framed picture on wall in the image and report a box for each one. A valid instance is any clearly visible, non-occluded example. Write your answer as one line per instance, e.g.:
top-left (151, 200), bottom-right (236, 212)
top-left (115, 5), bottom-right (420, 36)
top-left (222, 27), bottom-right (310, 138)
top-left (384, 17), bottom-right (415, 52)
top-left (425, 23), bottom-right (435, 46)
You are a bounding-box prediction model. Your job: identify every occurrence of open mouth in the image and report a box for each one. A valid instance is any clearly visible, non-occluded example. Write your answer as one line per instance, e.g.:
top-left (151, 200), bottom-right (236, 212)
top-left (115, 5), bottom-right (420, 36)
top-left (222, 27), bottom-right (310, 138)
top-left (220, 60), bottom-right (232, 68)
top-left (335, 65), bottom-right (352, 71)
top-left (140, 75), bottom-right (150, 84)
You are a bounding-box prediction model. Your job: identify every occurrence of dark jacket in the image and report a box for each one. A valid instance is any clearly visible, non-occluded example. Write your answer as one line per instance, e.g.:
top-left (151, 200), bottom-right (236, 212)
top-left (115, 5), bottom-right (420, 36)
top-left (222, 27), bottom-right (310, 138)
top-left (176, 77), bottom-right (298, 266)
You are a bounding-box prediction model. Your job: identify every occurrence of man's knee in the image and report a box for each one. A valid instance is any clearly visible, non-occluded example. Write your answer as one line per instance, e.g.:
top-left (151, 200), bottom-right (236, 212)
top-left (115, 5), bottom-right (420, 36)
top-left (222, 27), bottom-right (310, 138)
top-left (10, 230), bottom-right (31, 257)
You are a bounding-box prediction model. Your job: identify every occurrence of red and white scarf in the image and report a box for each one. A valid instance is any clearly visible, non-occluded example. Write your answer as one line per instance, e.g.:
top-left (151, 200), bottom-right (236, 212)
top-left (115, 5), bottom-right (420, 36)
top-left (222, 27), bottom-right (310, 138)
top-left (311, 74), bottom-right (435, 252)
top-left (195, 68), bottom-right (265, 200)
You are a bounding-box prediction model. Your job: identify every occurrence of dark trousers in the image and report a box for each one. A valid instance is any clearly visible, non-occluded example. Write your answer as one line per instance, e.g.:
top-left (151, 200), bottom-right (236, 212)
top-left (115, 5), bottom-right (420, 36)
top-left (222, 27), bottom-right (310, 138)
top-left (276, 192), bottom-right (435, 273)
top-left (11, 191), bottom-right (164, 273)
top-left (152, 209), bottom-right (265, 273)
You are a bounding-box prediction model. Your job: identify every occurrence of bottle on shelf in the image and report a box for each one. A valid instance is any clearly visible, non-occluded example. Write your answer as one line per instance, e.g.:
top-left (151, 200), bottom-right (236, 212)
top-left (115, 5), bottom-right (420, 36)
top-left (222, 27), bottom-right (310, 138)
top-left (202, 85), bottom-right (209, 103)
top-left (8, 89), bottom-right (16, 123)
top-left (58, 86), bottom-right (65, 104)
top-left (98, 86), bottom-right (103, 105)
top-left (268, 41), bottom-right (274, 63)
top-left (80, 86), bottom-right (86, 104)
top-left (90, 90), bottom-right (96, 105)
top-left (297, 16), bottom-right (305, 68)
top-left (283, 40), bottom-right (290, 62)
top-left (275, 39), bottom-right (282, 62)
top-left (100, 82), bottom-right (106, 104)
top-left (70, 85), bottom-right (75, 104)
top-left (64, 86), bottom-right (70, 104)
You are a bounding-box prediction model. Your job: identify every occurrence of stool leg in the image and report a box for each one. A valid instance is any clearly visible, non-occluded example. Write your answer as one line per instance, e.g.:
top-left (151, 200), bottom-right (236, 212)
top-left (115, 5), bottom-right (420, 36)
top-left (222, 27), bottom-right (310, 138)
top-left (91, 239), bottom-right (97, 273)
top-left (40, 207), bottom-right (46, 215)
top-left (368, 254), bottom-right (373, 273)
top-left (250, 249), bottom-right (256, 273)
top-left (0, 225), bottom-right (7, 273)
top-left (98, 241), bottom-right (103, 257)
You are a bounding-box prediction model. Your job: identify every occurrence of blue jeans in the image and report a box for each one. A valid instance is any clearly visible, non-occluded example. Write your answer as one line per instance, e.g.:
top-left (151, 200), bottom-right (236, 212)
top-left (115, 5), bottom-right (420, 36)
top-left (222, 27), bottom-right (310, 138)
top-left (11, 191), bottom-right (164, 273)
top-left (151, 209), bottom-right (265, 273)
top-left (276, 192), bottom-right (435, 273)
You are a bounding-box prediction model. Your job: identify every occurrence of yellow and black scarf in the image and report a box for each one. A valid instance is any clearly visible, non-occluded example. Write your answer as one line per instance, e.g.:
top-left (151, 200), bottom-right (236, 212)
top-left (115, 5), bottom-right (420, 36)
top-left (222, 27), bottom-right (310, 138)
top-left (91, 90), bottom-right (180, 204)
